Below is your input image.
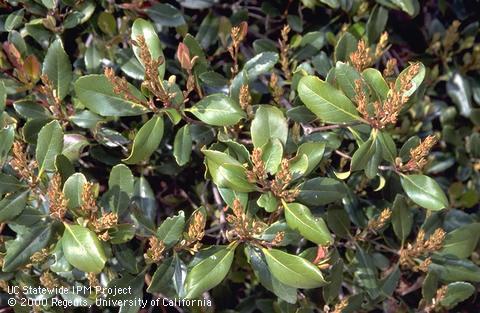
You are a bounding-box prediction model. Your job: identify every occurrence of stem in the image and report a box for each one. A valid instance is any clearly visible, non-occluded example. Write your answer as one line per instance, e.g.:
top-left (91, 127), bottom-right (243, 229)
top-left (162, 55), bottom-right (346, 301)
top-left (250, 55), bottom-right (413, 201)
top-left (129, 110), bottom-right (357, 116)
top-left (303, 121), bottom-right (363, 135)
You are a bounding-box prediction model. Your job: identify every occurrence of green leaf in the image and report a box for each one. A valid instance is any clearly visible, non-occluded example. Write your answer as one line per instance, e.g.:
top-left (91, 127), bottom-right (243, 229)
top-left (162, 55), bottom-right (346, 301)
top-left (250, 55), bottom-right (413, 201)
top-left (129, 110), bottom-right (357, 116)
top-left (440, 223), bottom-right (480, 259)
top-left (351, 134), bottom-right (377, 172)
top-left (62, 134), bottom-right (89, 162)
top-left (366, 5), bottom-right (388, 44)
top-left (0, 124), bottom-right (15, 164)
top-left (0, 190), bottom-right (29, 223)
top-left (36, 120), bottom-right (64, 177)
top-left (42, 39), bottom-right (72, 100)
top-left (298, 177), bottom-right (345, 206)
top-left (440, 282), bottom-right (475, 309)
top-left (131, 18), bottom-right (165, 80)
top-left (203, 149), bottom-right (255, 192)
top-left (263, 248), bottom-right (327, 289)
top-left (430, 256), bottom-right (480, 282)
top-left (3, 223), bottom-right (53, 272)
top-left (257, 192), bottom-right (279, 213)
top-left (173, 124), bottom-right (192, 166)
top-left (326, 207), bottom-right (351, 239)
top-left (74, 75), bottom-right (148, 117)
top-left (377, 131), bottom-right (397, 163)
top-left (381, 265), bottom-right (400, 297)
top-left (323, 260), bottom-right (344, 304)
top-left (335, 62), bottom-right (362, 101)
top-left (107, 164), bottom-right (134, 214)
top-left (189, 94), bottom-right (245, 126)
top-left (334, 32), bottom-right (358, 63)
top-left (97, 12), bottom-right (116, 36)
top-left (390, 0), bottom-right (419, 16)
top-left (395, 62), bottom-right (425, 97)
top-left (244, 52), bottom-right (279, 79)
top-left (365, 137), bottom-right (382, 179)
top-left (400, 174), bottom-right (449, 210)
top-left (13, 100), bottom-right (52, 119)
top-left (0, 174), bottom-right (24, 196)
top-left (5, 9), bottom-right (24, 31)
top-left (391, 195), bottom-right (413, 243)
top-left (63, 173), bottom-right (87, 210)
top-left (147, 256), bottom-right (176, 293)
top-left (283, 201), bottom-right (333, 245)
top-left (251, 105), bottom-right (288, 148)
top-left (261, 139), bottom-right (283, 174)
top-left (184, 245), bottom-right (236, 299)
top-left (298, 75), bottom-right (361, 124)
top-left (447, 73), bottom-right (472, 118)
top-left (422, 271), bottom-right (438, 303)
top-left (294, 141), bottom-right (326, 176)
top-left (123, 115), bottom-right (164, 164)
top-left (62, 224), bottom-right (107, 273)
top-left (362, 68), bottom-right (389, 102)
top-left (0, 81), bottom-right (5, 113)
top-left (146, 3), bottom-right (186, 27)
top-left (247, 246), bottom-right (297, 304)
top-left (199, 71), bottom-right (228, 87)
top-left (355, 247), bottom-right (380, 299)
top-left (157, 211), bottom-right (185, 249)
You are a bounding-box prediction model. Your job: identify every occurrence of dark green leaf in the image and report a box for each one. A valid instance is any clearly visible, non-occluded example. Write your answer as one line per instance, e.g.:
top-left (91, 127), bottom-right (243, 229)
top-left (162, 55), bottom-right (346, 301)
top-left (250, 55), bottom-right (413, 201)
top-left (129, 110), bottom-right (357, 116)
top-left (62, 224), bottom-right (107, 273)
top-left (123, 115), bottom-right (164, 164)
top-left (298, 75), bottom-right (361, 124)
top-left (283, 202), bottom-right (333, 245)
top-left (400, 174), bottom-right (449, 210)
top-left (263, 248), bottom-right (327, 289)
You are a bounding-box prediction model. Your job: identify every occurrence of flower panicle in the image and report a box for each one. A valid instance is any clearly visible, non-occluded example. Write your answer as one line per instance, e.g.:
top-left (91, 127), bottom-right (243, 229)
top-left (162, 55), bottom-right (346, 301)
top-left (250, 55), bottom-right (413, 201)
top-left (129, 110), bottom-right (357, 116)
top-left (400, 135), bottom-right (438, 172)
top-left (350, 39), bottom-right (373, 72)
top-left (48, 173), bottom-right (68, 220)
top-left (279, 24), bottom-right (291, 80)
top-left (228, 22), bottom-right (248, 77)
top-left (81, 181), bottom-right (98, 217)
top-left (10, 141), bottom-right (37, 186)
top-left (144, 236), bottom-right (165, 263)
top-left (400, 228), bottom-right (446, 271)
top-left (368, 208), bottom-right (392, 231)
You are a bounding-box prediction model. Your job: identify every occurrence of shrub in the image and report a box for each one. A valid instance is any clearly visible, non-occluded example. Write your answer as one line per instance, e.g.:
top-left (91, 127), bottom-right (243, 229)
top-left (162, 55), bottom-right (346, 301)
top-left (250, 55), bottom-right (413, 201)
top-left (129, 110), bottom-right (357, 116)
top-left (0, 0), bottom-right (479, 312)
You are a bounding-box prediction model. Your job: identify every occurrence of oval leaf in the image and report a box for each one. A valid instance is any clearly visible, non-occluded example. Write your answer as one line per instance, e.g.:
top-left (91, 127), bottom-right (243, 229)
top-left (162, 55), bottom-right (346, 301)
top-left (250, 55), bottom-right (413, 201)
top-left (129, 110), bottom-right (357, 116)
top-left (283, 201), bottom-right (333, 245)
top-left (400, 174), bottom-right (449, 210)
top-left (62, 224), bottom-right (107, 273)
top-left (123, 115), bottom-right (164, 164)
top-left (184, 245), bottom-right (236, 299)
top-left (263, 248), bottom-right (327, 289)
top-left (189, 94), bottom-right (245, 126)
top-left (298, 75), bottom-right (361, 124)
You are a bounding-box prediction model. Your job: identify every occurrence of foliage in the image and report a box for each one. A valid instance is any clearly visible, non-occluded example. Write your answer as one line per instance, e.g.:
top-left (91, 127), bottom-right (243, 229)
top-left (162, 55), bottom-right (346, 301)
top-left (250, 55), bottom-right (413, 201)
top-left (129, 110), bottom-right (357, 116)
top-left (0, 0), bottom-right (479, 312)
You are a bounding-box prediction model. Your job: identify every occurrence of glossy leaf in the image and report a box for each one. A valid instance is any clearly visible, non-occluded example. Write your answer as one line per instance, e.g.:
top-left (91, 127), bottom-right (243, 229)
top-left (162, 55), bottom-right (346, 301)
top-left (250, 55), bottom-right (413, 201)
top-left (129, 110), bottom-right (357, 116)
top-left (173, 124), bottom-right (193, 166)
top-left (283, 201), bottom-right (333, 245)
top-left (63, 173), bottom-right (87, 210)
top-left (189, 94), bottom-right (245, 126)
top-left (251, 105), bottom-right (288, 148)
top-left (74, 75), bottom-right (148, 117)
top-left (263, 248), bottom-right (327, 289)
top-left (298, 75), bottom-right (361, 123)
top-left (157, 211), bottom-right (185, 248)
top-left (42, 39), bottom-right (72, 100)
top-left (123, 115), bottom-right (164, 164)
top-left (400, 174), bottom-right (449, 210)
top-left (131, 18), bottom-right (165, 80)
top-left (3, 224), bottom-right (53, 272)
top-left (36, 120), bottom-right (64, 177)
top-left (184, 245), bottom-right (236, 299)
top-left (0, 190), bottom-right (29, 223)
top-left (62, 224), bottom-right (107, 273)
